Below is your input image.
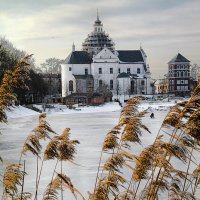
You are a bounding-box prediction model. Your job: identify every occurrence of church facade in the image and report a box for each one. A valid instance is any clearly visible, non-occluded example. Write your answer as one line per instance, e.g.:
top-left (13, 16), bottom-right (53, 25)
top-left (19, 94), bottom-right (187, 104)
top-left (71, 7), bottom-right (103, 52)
top-left (61, 13), bottom-right (153, 99)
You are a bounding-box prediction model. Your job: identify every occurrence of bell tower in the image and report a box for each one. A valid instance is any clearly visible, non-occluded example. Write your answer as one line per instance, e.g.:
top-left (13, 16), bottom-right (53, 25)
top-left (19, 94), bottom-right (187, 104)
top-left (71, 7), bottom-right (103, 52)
top-left (93, 9), bottom-right (103, 33)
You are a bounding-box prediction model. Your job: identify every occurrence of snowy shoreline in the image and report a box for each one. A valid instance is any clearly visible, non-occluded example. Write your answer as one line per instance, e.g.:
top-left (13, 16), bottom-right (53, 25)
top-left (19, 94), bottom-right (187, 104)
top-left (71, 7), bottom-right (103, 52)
top-left (5, 101), bottom-right (180, 119)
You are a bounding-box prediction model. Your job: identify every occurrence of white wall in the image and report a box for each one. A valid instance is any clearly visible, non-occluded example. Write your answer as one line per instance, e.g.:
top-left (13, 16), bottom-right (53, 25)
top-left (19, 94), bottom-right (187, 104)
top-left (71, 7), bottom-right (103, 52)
top-left (118, 77), bottom-right (131, 95)
top-left (118, 63), bottom-right (145, 74)
top-left (91, 62), bottom-right (146, 94)
top-left (91, 62), bottom-right (119, 92)
top-left (72, 64), bottom-right (91, 75)
top-left (61, 64), bottom-right (76, 97)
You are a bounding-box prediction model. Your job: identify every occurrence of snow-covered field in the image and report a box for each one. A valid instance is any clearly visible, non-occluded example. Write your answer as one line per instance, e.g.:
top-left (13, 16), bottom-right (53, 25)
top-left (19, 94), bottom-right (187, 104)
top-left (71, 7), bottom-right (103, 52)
top-left (5, 105), bottom-right (39, 119)
top-left (1, 100), bottom-right (194, 199)
top-left (5, 100), bottom-right (178, 119)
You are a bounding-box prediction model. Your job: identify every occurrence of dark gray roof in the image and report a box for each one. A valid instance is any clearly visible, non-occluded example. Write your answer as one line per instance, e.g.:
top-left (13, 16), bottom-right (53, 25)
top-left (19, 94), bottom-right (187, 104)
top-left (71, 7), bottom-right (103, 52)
top-left (65, 50), bottom-right (145, 64)
top-left (117, 72), bottom-right (130, 78)
top-left (65, 51), bottom-right (92, 64)
top-left (73, 74), bottom-right (93, 79)
top-left (168, 53), bottom-right (190, 64)
top-left (117, 50), bottom-right (144, 63)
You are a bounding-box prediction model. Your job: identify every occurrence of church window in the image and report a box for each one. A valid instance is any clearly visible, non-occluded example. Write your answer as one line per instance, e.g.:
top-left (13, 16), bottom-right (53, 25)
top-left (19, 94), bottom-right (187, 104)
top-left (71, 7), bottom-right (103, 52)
top-left (99, 68), bottom-right (102, 74)
top-left (131, 80), bottom-right (134, 94)
top-left (69, 80), bottom-right (73, 92)
top-left (110, 68), bottom-right (113, 74)
top-left (85, 68), bottom-right (88, 75)
top-left (69, 67), bottom-right (71, 71)
top-left (127, 68), bottom-right (130, 74)
top-left (141, 80), bottom-right (145, 85)
top-left (99, 80), bottom-right (102, 87)
top-left (137, 68), bottom-right (140, 74)
top-left (110, 80), bottom-right (113, 90)
top-left (118, 68), bottom-right (121, 73)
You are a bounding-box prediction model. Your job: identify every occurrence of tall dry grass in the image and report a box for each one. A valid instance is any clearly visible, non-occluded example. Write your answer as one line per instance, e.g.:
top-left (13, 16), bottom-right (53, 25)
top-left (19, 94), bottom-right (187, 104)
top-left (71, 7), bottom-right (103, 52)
top-left (89, 84), bottom-right (200, 199)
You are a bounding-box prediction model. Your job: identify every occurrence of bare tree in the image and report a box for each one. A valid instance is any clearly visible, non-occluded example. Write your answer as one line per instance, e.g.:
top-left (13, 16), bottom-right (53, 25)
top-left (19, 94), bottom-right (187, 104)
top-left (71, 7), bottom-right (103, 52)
top-left (41, 58), bottom-right (63, 74)
top-left (191, 64), bottom-right (200, 81)
top-left (96, 82), bottom-right (112, 98)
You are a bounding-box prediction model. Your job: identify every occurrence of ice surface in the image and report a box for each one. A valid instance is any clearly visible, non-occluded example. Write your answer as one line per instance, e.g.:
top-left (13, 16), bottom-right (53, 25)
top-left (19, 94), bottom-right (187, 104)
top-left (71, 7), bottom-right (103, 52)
top-left (1, 101), bottom-right (197, 199)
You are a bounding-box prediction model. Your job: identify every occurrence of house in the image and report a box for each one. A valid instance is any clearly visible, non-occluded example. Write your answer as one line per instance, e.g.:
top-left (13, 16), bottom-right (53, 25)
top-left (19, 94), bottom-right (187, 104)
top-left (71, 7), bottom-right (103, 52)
top-left (168, 53), bottom-right (191, 96)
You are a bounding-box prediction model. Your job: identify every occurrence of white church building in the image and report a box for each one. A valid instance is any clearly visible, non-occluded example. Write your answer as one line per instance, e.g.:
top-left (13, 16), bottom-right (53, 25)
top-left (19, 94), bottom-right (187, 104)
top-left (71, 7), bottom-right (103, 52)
top-left (61, 13), bottom-right (153, 100)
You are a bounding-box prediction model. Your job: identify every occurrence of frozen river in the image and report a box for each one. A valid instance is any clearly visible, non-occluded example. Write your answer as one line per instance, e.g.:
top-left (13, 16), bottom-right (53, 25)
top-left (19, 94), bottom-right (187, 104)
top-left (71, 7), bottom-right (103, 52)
top-left (0, 109), bottom-right (167, 199)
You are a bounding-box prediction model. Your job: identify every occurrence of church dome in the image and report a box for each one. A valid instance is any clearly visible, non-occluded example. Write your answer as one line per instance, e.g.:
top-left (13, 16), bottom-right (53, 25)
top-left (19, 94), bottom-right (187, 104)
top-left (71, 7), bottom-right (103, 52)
top-left (82, 11), bottom-right (115, 56)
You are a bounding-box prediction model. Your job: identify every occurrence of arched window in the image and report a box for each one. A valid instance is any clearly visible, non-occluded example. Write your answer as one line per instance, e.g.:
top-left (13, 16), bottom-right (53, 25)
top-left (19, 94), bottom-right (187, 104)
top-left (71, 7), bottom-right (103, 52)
top-left (85, 68), bottom-right (88, 75)
top-left (185, 71), bottom-right (187, 77)
top-left (131, 80), bottom-right (134, 94)
top-left (69, 80), bottom-right (73, 92)
top-left (110, 80), bottom-right (113, 90)
top-left (99, 80), bottom-right (102, 87)
top-left (181, 71), bottom-right (184, 77)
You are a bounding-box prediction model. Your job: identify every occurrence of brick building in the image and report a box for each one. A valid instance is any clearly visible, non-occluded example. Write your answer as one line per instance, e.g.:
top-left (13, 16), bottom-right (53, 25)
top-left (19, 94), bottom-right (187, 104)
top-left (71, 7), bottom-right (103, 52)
top-left (168, 53), bottom-right (191, 96)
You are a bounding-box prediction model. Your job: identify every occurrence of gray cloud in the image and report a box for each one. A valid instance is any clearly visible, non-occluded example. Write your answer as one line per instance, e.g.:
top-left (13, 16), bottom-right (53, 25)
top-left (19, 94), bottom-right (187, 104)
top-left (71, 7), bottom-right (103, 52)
top-left (0, 0), bottom-right (200, 78)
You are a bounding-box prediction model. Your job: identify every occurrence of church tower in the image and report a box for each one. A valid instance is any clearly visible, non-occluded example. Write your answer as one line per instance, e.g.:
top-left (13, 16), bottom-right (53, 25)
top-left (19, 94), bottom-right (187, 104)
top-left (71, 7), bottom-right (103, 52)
top-left (82, 10), bottom-right (115, 56)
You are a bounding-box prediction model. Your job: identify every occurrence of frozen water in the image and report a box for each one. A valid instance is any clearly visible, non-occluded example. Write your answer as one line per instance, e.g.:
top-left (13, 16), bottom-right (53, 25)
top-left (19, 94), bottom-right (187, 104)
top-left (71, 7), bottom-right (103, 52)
top-left (1, 101), bottom-right (198, 199)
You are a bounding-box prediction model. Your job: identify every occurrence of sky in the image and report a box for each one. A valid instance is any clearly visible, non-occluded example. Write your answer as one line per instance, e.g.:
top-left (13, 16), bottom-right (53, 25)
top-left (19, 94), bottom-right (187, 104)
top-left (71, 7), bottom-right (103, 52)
top-left (0, 0), bottom-right (200, 78)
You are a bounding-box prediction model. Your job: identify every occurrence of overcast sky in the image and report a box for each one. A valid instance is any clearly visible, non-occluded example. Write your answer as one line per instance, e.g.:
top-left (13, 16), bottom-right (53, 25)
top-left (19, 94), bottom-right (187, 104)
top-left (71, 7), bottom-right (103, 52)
top-left (0, 0), bottom-right (200, 78)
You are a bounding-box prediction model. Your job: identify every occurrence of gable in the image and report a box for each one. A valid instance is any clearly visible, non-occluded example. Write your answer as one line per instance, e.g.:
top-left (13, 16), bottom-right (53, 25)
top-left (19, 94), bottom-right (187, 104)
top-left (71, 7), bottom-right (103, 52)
top-left (93, 47), bottom-right (118, 61)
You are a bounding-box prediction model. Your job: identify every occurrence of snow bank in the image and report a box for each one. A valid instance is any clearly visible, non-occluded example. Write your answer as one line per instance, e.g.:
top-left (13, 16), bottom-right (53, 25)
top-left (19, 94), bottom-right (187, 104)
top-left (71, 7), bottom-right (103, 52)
top-left (138, 101), bottom-right (176, 112)
top-left (45, 102), bottom-right (122, 115)
top-left (5, 100), bottom-right (182, 119)
top-left (6, 106), bottom-right (39, 119)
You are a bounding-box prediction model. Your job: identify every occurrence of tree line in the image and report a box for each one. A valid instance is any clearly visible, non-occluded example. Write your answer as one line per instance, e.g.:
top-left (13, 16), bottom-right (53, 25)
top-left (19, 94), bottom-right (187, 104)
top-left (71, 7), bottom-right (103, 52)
top-left (0, 37), bottom-right (63, 105)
